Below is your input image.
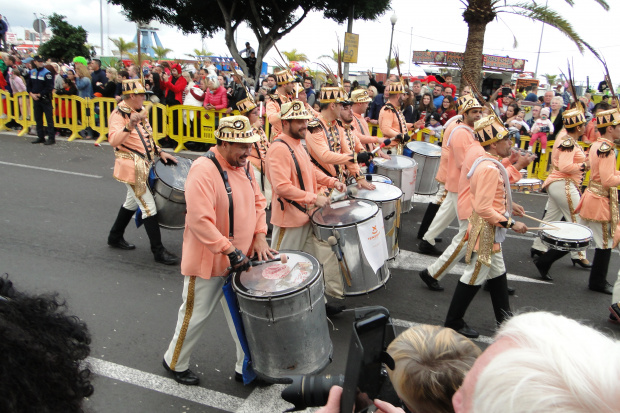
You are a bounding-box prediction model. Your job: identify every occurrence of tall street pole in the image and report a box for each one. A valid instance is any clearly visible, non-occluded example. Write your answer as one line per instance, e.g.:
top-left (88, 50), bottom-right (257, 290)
top-left (343, 4), bottom-right (354, 81)
top-left (100, 0), bottom-right (104, 56)
top-left (386, 13), bottom-right (397, 77)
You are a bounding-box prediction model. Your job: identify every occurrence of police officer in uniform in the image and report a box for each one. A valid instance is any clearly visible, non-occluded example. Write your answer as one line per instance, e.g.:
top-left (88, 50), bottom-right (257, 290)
top-left (27, 56), bottom-right (55, 145)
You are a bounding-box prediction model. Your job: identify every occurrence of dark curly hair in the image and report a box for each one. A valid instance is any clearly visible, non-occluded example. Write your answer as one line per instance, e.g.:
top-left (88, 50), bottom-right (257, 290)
top-left (0, 276), bottom-right (93, 412)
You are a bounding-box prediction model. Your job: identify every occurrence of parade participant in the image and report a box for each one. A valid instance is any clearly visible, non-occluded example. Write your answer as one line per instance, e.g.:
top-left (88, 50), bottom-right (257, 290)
top-left (106, 79), bottom-right (179, 265)
top-left (237, 93), bottom-right (272, 205)
top-left (378, 79), bottom-right (413, 154)
top-left (574, 108), bottom-right (620, 295)
top-left (443, 120), bottom-right (528, 338)
top-left (419, 115), bottom-right (527, 293)
top-left (306, 85), bottom-right (374, 190)
top-left (162, 116), bottom-right (273, 386)
top-left (418, 96), bottom-right (482, 256)
top-left (292, 82), bottom-right (319, 118)
top-left (266, 68), bottom-right (295, 137)
top-left (339, 100), bottom-right (389, 163)
top-left (266, 101), bottom-right (346, 251)
top-left (349, 89), bottom-right (386, 154)
top-left (531, 106), bottom-right (592, 278)
top-left (27, 55), bottom-right (55, 145)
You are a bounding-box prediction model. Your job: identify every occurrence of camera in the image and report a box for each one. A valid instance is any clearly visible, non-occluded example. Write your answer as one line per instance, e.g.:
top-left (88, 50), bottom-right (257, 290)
top-left (281, 306), bottom-right (395, 412)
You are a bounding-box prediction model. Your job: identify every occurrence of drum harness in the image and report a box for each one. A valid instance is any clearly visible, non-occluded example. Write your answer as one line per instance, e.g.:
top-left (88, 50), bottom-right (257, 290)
top-left (308, 119), bottom-right (344, 182)
top-left (273, 139), bottom-right (309, 214)
top-left (203, 151), bottom-right (253, 239)
top-left (383, 103), bottom-right (409, 154)
top-left (353, 116), bottom-right (373, 152)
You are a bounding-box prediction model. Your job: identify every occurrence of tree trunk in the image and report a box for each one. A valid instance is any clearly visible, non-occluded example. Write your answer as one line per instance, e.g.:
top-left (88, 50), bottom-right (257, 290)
top-left (461, 20), bottom-right (488, 94)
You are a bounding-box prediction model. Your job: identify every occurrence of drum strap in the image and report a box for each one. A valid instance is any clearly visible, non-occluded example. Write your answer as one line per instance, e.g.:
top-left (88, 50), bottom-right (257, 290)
top-left (445, 125), bottom-right (473, 148)
top-left (315, 120), bottom-right (342, 178)
top-left (274, 139), bottom-right (308, 214)
top-left (204, 151), bottom-right (236, 238)
top-left (353, 116), bottom-right (372, 151)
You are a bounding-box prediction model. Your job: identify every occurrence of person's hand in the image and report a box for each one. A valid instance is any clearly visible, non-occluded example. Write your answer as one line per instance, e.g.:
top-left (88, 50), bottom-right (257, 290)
top-left (227, 248), bottom-right (251, 272)
top-left (357, 151), bottom-right (373, 165)
top-left (512, 202), bottom-right (525, 217)
top-left (584, 160), bottom-right (591, 170)
top-left (128, 111), bottom-right (147, 129)
top-left (159, 151), bottom-right (177, 165)
top-left (365, 117), bottom-right (372, 123)
top-left (511, 221), bottom-right (528, 234)
top-left (358, 180), bottom-right (376, 190)
top-left (369, 119), bottom-right (378, 125)
top-left (374, 399), bottom-right (406, 413)
top-left (248, 233), bottom-right (276, 262)
top-left (513, 153), bottom-right (532, 170)
top-left (508, 148), bottom-right (519, 164)
top-left (333, 181), bottom-right (347, 193)
top-left (315, 386), bottom-right (343, 413)
top-left (377, 151), bottom-right (391, 160)
top-left (314, 194), bottom-right (330, 208)
top-left (225, 107), bottom-right (232, 114)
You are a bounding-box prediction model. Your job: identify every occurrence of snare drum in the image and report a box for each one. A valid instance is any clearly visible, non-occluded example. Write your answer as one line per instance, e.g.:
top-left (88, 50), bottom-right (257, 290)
top-left (538, 222), bottom-right (593, 251)
top-left (349, 182), bottom-right (403, 259)
top-left (311, 200), bottom-right (390, 295)
top-left (511, 178), bottom-right (543, 192)
top-left (373, 156), bottom-right (417, 213)
top-left (364, 174), bottom-right (393, 184)
top-left (232, 250), bottom-right (331, 383)
top-left (405, 141), bottom-right (442, 195)
top-left (152, 157), bottom-right (193, 229)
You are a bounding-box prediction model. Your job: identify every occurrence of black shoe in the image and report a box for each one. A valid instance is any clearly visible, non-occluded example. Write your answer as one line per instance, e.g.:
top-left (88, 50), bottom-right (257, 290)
top-left (533, 257), bottom-right (553, 281)
top-left (162, 359), bottom-right (200, 385)
top-left (589, 282), bottom-right (613, 295)
top-left (530, 248), bottom-right (544, 258)
top-left (483, 281), bottom-right (516, 295)
top-left (31, 138), bottom-right (45, 144)
top-left (418, 269), bottom-right (444, 291)
top-left (235, 372), bottom-right (243, 382)
top-left (326, 303), bottom-right (346, 316)
top-left (571, 258), bottom-right (592, 268)
top-left (418, 239), bottom-right (443, 256)
top-left (108, 238), bottom-right (136, 250)
top-left (450, 322), bottom-right (479, 339)
top-left (44, 139), bottom-right (56, 145)
top-left (416, 236), bottom-right (442, 243)
top-left (154, 248), bottom-right (180, 265)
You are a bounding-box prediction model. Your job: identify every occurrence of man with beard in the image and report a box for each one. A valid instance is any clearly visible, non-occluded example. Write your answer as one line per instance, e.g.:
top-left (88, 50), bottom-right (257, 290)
top-left (342, 89), bottom-right (389, 159)
top-left (378, 80), bottom-right (413, 155)
top-left (266, 68), bottom-right (295, 137)
top-left (443, 117), bottom-right (528, 338)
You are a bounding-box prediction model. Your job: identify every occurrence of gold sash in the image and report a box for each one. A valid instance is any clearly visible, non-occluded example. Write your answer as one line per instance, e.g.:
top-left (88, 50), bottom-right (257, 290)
top-left (115, 151), bottom-right (150, 197)
top-left (587, 180), bottom-right (619, 238)
top-left (465, 212), bottom-right (496, 267)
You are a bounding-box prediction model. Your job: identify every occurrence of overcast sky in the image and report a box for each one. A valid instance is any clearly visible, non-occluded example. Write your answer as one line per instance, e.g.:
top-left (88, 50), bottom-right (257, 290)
top-left (3, 0), bottom-right (618, 89)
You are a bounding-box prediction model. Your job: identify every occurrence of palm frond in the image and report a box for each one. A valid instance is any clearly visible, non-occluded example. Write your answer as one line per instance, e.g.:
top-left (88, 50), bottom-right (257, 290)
top-left (317, 62), bottom-right (340, 87)
top-left (336, 35), bottom-right (343, 82)
top-left (393, 47), bottom-right (403, 82)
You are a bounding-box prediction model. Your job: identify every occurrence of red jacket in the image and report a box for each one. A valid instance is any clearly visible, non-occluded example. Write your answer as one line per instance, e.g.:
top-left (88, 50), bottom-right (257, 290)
top-left (160, 75), bottom-right (187, 105)
top-left (204, 86), bottom-right (228, 110)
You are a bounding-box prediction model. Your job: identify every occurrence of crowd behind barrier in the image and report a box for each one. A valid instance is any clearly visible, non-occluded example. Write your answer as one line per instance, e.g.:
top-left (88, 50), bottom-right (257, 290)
top-left (0, 92), bottom-right (614, 184)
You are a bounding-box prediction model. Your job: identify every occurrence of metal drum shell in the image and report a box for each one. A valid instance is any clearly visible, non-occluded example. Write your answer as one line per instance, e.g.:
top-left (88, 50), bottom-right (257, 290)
top-left (232, 251), bottom-right (332, 383)
top-left (405, 141), bottom-right (441, 195)
top-left (152, 157), bottom-right (193, 230)
top-left (538, 222), bottom-right (593, 251)
top-left (311, 200), bottom-right (391, 295)
top-left (374, 156), bottom-right (417, 213)
top-left (348, 182), bottom-right (403, 259)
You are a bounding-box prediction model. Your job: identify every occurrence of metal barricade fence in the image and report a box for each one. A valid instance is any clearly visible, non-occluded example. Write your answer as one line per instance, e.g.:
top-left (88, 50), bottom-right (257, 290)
top-left (90, 97), bottom-right (118, 144)
top-left (0, 90), bottom-right (14, 131)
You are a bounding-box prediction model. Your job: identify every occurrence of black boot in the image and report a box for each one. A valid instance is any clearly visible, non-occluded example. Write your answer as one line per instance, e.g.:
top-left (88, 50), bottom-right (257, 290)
top-left (444, 281), bottom-right (482, 338)
top-left (108, 207), bottom-right (136, 250)
top-left (589, 248), bottom-right (613, 294)
top-left (533, 248), bottom-right (569, 281)
top-left (417, 203), bottom-right (440, 240)
top-left (418, 239), bottom-right (443, 256)
top-left (31, 137), bottom-right (45, 144)
top-left (143, 215), bottom-right (180, 265)
top-left (486, 273), bottom-right (512, 326)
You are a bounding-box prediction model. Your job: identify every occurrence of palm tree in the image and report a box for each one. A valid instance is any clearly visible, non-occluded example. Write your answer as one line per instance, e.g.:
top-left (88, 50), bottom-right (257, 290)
top-left (318, 50), bottom-right (338, 63)
top-left (282, 49), bottom-right (308, 62)
top-left (543, 74), bottom-right (559, 89)
top-left (152, 46), bottom-right (173, 60)
top-left (460, 0), bottom-right (609, 92)
top-left (127, 52), bottom-right (147, 66)
top-left (186, 48), bottom-right (214, 59)
top-left (109, 37), bottom-right (136, 61)
top-left (386, 58), bottom-right (400, 71)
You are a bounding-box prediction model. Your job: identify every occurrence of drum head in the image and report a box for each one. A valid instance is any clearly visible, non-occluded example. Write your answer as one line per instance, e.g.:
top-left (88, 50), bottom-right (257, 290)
top-left (540, 222), bottom-right (592, 240)
top-left (349, 182), bottom-right (403, 202)
top-left (374, 155), bottom-right (416, 171)
top-left (365, 174), bottom-right (392, 184)
top-left (232, 250), bottom-right (320, 298)
top-left (406, 141), bottom-right (442, 158)
top-left (154, 157), bottom-right (193, 190)
top-left (515, 178), bottom-right (543, 186)
top-left (311, 199), bottom-right (379, 227)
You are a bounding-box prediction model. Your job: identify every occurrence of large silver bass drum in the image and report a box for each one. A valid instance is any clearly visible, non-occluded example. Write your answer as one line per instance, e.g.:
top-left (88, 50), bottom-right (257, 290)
top-left (374, 155), bottom-right (417, 213)
top-left (152, 157), bottom-right (193, 229)
top-left (405, 141), bottom-right (442, 195)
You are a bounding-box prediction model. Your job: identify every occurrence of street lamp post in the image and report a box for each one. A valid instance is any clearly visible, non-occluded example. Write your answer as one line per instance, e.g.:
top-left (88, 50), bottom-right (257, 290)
top-left (386, 13), bottom-right (397, 77)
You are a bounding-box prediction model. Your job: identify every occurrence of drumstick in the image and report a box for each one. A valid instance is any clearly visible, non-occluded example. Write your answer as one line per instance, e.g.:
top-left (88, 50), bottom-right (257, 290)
top-left (521, 214), bottom-right (560, 229)
top-left (528, 227), bottom-right (559, 230)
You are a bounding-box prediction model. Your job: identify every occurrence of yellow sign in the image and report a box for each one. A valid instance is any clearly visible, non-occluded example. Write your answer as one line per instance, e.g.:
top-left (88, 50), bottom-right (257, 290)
top-left (343, 32), bottom-right (359, 64)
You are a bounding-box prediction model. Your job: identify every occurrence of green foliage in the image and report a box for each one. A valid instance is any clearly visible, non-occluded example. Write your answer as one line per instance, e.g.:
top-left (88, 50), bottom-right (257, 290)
top-left (318, 50), bottom-right (338, 63)
top-left (37, 13), bottom-right (90, 62)
top-left (109, 37), bottom-right (136, 61)
top-left (386, 57), bottom-right (400, 70)
top-left (151, 46), bottom-right (172, 60)
top-left (282, 49), bottom-right (308, 62)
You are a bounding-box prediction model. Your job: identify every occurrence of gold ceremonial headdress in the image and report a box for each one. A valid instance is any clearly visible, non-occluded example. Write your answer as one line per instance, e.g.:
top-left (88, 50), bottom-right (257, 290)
top-left (350, 89), bottom-right (372, 103)
top-left (319, 86), bottom-right (348, 104)
top-left (474, 115), bottom-right (509, 146)
top-left (275, 68), bottom-right (295, 85)
top-left (562, 107), bottom-right (586, 127)
top-left (122, 78), bottom-right (148, 95)
top-left (386, 80), bottom-right (406, 95)
top-left (280, 100), bottom-right (313, 120)
top-left (214, 116), bottom-right (260, 143)
top-left (596, 108), bottom-right (620, 128)
top-left (458, 95), bottom-right (483, 114)
top-left (236, 96), bottom-right (257, 115)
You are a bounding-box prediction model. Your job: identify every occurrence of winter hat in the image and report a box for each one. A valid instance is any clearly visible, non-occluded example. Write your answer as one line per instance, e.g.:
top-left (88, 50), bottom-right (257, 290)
top-left (540, 107), bottom-right (550, 117)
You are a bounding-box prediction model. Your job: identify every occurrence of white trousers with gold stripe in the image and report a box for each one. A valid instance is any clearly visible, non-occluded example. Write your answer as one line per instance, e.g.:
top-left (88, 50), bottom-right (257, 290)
top-left (122, 183), bottom-right (157, 218)
top-left (460, 251), bottom-right (506, 285)
top-left (531, 180), bottom-right (584, 259)
top-left (579, 218), bottom-right (612, 249)
top-left (270, 223), bottom-right (314, 253)
top-left (432, 182), bottom-right (448, 205)
top-left (164, 275), bottom-right (244, 373)
top-left (428, 218), bottom-right (469, 281)
top-left (423, 191), bottom-right (457, 246)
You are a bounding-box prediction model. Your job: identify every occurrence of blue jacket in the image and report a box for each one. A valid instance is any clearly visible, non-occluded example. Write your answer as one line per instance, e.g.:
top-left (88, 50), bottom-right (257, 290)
top-left (26, 67), bottom-right (54, 96)
top-left (76, 77), bottom-right (94, 98)
top-left (433, 95), bottom-right (444, 109)
top-left (0, 19), bottom-right (7, 35)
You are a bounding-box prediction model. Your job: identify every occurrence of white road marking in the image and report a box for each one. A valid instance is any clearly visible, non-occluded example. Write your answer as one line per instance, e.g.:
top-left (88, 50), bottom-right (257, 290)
top-left (390, 249), bottom-right (552, 284)
top-left (87, 357), bottom-right (244, 412)
top-left (391, 318), bottom-right (494, 344)
top-left (0, 161), bottom-right (103, 178)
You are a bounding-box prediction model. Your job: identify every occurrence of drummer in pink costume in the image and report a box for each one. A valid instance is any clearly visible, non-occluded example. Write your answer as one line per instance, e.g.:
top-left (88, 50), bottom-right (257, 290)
top-left (378, 80), bottom-right (413, 154)
top-left (266, 68), bottom-right (295, 137)
top-left (106, 78), bottom-right (180, 265)
top-left (575, 108), bottom-right (620, 299)
top-left (531, 105), bottom-right (592, 280)
top-left (419, 114), bottom-right (527, 293)
top-left (162, 116), bottom-right (273, 386)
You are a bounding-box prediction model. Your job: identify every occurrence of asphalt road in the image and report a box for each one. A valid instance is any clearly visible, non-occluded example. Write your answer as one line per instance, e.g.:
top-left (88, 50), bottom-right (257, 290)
top-left (1, 131), bottom-right (619, 413)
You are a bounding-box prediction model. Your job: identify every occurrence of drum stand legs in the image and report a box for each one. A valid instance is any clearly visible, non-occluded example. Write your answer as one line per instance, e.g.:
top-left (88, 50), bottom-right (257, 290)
top-left (417, 202), bottom-right (440, 240)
